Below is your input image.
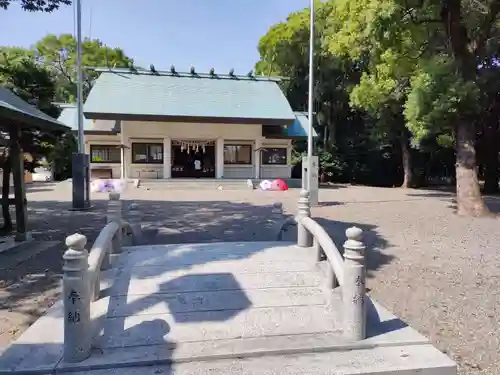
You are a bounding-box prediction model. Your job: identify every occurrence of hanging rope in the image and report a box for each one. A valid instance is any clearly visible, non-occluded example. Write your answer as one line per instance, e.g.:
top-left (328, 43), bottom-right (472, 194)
top-left (173, 140), bottom-right (214, 154)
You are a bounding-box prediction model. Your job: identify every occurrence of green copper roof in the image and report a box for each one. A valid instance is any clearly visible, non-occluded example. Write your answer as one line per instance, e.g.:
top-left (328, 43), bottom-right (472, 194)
top-left (84, 69), bottom-right (296, 125)
top-left (57, 104), bottom-right (94, 131)
top-left (0, 88), bottom-right (69, 131)
top-left (285, 112), bottom-right (318, 138)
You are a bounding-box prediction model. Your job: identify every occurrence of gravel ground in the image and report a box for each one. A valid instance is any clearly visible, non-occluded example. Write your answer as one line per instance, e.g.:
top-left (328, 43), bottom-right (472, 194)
top-left (0, 182), bottom-right (108, 347)
top-left (307, 186), bottom-right (500, 375)
top-left (1, 182), bottom-right (499, 374)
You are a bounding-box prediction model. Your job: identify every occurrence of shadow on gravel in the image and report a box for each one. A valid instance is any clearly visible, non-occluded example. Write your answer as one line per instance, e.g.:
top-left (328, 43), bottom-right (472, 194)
top-left (120, 199), bottom-right (285, 245)
top-left (280, 215), bottom-right (393, 278)
top-left (0, 198), bottom-right (285, 347)
top-left (313, 217), bottom-right (393, 278)
top-left (407, 190), bottom-right (500, 214)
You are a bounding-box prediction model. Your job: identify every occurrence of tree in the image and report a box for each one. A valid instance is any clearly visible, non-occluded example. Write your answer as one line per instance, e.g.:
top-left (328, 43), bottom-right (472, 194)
top-left (255, 2), bottom-right (364, 153)
top-left (0, 47), bottom-right (59, 117)
top-left (0, 0), bottom-right (70, 11)
top-left (327, 0), bottom-right (500, 216)
top-left (0, 50), bottom-right (63, 231)
top-left (34, 34), bottom-right (134, 102)
top-left (46, 133), bottom-right (77, 180)
top-left (255, 1), bottom-right (415, 187)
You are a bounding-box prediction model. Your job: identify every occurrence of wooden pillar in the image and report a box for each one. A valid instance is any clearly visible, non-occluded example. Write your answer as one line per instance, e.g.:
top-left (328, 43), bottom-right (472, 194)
top-left (9, 126), bottom-right (28, 241)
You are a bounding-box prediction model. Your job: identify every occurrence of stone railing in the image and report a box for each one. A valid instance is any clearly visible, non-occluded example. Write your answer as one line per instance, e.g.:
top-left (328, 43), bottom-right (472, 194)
top-left (293, 189), bottom-right (367, 341)
top-left (62, 194), bottom-right (141, 363)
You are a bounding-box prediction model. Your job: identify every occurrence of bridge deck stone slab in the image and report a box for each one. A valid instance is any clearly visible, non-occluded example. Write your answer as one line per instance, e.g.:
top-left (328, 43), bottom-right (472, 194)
top-left (0, 241), bottom-right (456, 374)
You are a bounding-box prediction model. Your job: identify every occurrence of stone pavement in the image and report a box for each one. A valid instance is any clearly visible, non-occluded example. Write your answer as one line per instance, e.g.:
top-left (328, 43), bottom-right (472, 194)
top-left (0, 241), bottom-right (455, 374)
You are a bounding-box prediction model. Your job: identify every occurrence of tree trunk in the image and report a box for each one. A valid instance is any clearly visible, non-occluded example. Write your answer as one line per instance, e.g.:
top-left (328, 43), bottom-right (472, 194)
top-left (455, 122), bottom-right (489, 216)
top-left (441, 0), bottom-right (490, 215)
top-left (400, 131), bottom-right (413, 188)
top-left (1, 155), bottom-right (12, 233)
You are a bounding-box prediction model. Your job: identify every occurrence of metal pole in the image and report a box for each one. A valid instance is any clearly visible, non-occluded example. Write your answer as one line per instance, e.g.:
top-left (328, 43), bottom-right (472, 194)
top-left (307, 0), bottom-right (314, 192)
top-left (76, 0), bottom-right (84, 153)
top-left (71, 0), bottom-right (90, 211)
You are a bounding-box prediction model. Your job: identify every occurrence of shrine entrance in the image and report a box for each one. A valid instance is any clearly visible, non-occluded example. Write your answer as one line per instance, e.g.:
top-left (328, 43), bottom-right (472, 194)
top-left (171, 140), bottom-right (216, 178)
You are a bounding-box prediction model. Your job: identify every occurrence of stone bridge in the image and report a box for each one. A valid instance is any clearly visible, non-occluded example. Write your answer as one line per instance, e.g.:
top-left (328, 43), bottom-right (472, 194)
top-left (0, 191), bottom-right (456, 375)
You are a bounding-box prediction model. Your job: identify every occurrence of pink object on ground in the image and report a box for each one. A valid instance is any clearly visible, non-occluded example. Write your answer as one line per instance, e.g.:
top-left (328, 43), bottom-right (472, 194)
top-left (272, 179), bottom-right (289, 191)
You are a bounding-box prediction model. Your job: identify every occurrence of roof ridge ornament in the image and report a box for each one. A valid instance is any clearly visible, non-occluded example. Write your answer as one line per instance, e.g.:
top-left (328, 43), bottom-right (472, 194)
top-left (190, 66), bottom-right (196, 75)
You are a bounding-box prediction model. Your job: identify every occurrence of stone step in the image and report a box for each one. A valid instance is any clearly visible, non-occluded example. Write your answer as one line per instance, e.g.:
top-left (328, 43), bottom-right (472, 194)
top-left (0, 291), bottom-right (456, 375)
top-left (119, 242), bottom-right (314, 268)
top-left (113, 258), bottom-right (318, 278)
top-left (64, 344), bottom-right (456, 375)
top-left (96, 303), bottom-right (342, 349)
top-left (110, 269), bottom-right (324, 296)
top-left (0, 240), bottom-right (456, 375)
top-left (106, 286), bottom-right (328, 318)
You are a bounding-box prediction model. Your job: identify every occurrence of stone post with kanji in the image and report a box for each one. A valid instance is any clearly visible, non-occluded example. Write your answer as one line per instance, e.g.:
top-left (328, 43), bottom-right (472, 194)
top-left (63, 233), bottom-right (91, 363)
top-left (297, 189), bottom-right (313, 247)
top-left (342, 226), bottom-right (367, 341)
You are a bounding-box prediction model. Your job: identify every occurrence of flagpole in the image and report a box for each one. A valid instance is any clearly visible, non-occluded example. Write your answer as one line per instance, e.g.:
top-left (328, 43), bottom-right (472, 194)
top-left (72, 0), bottom-right (90, 210)
top-left (76, 0), bottom-right (84, 153)
top-left (307, 0), bottom-right (314, 193)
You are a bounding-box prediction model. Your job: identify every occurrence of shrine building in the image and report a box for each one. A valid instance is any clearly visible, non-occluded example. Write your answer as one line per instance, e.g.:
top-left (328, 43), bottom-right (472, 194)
top-left (57, 67), bottom-right (314, 180)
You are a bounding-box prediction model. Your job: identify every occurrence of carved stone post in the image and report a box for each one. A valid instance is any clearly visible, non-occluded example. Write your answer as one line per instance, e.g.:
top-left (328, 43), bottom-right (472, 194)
top-left (63, 233), bottom-right (91, 363)
top-left (127, 202), bottom-right (141, 244)
top-left (342, 226), bottom-right (367, 341)
top-left (297, 189), bottom-right (313, 247)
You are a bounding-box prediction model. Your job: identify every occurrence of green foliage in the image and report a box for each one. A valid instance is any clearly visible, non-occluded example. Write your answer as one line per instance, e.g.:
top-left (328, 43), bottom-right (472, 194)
top-left (0, 48), bottom-right (59, 116)
top-left (47, 133), bottom-right (77, 180)
top-left (326, 0), bottom-right (500, 143)
top-left (404, 57), bottom-right (480, 141)
top-left (0, 50), bottom-right (66, 166)
top-left (256, 0), bottom-right (475, 188)
top-left (0, 0), bottom-right (70, 11)
top-left (34, 34), bottom-right (134, 102)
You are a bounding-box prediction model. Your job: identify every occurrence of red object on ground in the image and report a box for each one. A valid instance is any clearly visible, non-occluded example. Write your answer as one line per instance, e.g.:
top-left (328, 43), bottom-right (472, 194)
top-left (272, 179), bottom-right (288, 191)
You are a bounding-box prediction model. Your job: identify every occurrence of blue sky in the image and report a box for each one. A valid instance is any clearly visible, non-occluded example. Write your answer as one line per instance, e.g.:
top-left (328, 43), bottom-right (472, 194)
top-left (0, 0), bottom-right (308, 74)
